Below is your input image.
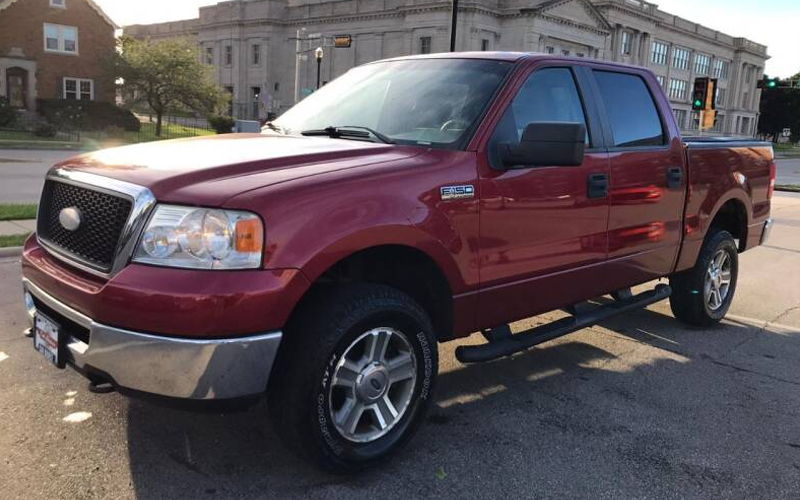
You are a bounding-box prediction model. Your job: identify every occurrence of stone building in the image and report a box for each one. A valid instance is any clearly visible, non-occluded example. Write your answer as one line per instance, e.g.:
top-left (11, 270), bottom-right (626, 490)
top-left (124, 0), bottom-right (769, 136)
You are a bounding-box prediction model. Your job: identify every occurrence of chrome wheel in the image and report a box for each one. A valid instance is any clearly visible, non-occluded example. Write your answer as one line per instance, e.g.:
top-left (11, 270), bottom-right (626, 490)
top-left (329, 327), bottom-right (417, 443)
top-left (705, 249), bottom-right (732, 311)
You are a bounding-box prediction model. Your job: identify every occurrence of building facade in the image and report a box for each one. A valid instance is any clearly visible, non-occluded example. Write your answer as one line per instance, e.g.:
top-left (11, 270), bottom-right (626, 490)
top-left (124, 0), bottom-right (769, 136)
top-left (0, 0), bottom-right (117, 109)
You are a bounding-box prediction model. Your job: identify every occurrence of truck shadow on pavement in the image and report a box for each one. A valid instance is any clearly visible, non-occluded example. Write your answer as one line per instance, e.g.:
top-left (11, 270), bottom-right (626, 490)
top-left (123, 307), bottom-right (800, 500)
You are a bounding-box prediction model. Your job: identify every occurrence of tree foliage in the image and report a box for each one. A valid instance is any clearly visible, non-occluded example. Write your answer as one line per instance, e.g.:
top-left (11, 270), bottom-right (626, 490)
top-left (114, 37), bottom-right (228, 136)
top-left (758, 72), bottom-right (800, 143)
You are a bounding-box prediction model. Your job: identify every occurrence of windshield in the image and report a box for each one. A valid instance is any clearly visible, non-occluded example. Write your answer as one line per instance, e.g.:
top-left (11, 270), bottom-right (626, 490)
top-left (271, 58), bottom-right (512, 149)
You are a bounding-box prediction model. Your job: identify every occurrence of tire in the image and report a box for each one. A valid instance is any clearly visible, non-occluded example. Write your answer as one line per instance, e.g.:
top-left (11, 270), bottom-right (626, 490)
top-left (267, 283), bottom-right (438, 473)
top-left (669, 228), bottom-right (738, 327)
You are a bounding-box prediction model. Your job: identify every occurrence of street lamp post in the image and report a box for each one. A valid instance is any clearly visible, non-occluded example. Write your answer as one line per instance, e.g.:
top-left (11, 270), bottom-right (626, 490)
top-left (315, 47), bottom-right (324, 90)
top-left (449, 0), bottom-right (459, 52)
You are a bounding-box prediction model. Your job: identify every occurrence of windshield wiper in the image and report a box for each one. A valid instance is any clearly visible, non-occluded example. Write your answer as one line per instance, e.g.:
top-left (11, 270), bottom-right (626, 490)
top-left (301, 126), bottom-right (395, 144)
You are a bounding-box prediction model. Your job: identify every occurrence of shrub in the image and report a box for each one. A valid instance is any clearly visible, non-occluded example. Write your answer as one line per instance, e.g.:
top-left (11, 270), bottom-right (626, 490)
top-left (34, 123), bottom-right (58, 138)
top-left (208, 115), bottom-right (235, 134)
top-left (37, 99), bottom-right (141, 132)
top-left (0, 97), bottom-right (17, 127)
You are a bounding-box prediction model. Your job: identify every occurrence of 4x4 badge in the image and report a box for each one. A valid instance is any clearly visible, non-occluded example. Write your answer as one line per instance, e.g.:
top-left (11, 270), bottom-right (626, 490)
top-left (440, 185), bottom-right (475, 201)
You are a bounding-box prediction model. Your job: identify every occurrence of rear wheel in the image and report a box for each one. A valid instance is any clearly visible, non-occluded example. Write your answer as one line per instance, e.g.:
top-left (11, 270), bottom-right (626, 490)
top-left (267, 284), bottom-right (437, 473)
top-left (669, 228), bottom-right (738, 326)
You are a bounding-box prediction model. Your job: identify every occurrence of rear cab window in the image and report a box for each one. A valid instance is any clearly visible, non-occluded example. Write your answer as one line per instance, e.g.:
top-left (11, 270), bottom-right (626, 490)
top-left (593, 71), bottom-right (666, 148)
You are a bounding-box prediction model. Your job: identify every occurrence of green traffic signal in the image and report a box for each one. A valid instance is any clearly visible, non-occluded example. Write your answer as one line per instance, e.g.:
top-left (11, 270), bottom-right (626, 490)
top-left (693, 99), bottom-right (703, 107)
top-left (767, 79), bottom-right (778, 88)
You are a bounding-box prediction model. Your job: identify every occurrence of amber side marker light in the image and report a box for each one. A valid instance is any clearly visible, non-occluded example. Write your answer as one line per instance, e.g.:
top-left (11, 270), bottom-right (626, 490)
top-left (235, 218), bottom-right (264, 253)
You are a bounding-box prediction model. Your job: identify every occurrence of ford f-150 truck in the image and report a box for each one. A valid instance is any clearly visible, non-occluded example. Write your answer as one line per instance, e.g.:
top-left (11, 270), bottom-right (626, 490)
top-left (20, 52), bottom-right (775, 472)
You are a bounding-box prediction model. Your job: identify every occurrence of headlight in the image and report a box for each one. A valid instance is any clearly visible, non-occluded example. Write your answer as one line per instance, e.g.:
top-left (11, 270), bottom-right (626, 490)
top-left (133, 205), bottom-right (264, 270)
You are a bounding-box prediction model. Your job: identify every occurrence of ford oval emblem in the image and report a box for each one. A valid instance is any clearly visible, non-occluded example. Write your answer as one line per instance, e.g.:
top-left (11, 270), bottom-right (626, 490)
top-left (59, 207), bottom-right (82, 232)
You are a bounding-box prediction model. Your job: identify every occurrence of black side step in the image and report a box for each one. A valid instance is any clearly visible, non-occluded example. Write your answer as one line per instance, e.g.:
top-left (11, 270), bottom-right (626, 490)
top-left (455, 284), bottom-right (671, 363)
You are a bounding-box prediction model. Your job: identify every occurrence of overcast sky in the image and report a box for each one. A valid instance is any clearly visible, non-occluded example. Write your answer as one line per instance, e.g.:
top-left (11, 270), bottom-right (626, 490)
top-left (94, 0), bottom-right (798, 78)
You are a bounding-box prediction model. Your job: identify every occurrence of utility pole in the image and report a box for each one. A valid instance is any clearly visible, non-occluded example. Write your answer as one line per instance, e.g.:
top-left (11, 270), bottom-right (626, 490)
top-left (449, 0), bottom-right (459, 52)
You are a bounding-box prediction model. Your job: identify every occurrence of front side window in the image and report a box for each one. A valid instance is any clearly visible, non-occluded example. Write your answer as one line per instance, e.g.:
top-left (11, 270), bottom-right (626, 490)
top-left (44, 24), bottom-right (78, 54)
top-left (593, 71), bottom-right (665, 148)
top-left (272, 59), bottom-right (512, 149)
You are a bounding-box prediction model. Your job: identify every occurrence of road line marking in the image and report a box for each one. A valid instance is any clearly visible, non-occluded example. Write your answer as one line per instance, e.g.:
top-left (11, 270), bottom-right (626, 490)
top-left (63, 411), bottom-right (92, 423)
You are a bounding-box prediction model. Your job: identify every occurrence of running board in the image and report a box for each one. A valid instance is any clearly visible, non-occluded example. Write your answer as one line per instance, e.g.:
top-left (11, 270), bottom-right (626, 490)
top-left (455, 284), bottom-right (672, 363)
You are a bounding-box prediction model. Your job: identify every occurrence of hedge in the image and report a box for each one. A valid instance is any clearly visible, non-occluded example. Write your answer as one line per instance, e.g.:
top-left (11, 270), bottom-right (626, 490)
top-left (37, 99), bottom-right (141, 132)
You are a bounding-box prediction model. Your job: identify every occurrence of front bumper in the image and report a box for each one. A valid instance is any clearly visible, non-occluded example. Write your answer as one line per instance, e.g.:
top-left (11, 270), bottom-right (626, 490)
top-left (23, 278), bottom-right (282, 400)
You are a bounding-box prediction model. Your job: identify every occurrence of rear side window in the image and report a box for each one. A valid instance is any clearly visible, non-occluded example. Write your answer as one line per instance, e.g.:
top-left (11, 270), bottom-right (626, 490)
top-left (593, 71), bottom-right (665, 148)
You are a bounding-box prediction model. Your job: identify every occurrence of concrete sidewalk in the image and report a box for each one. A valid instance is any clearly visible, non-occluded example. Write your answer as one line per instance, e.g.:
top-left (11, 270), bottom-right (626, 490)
top-left (0, 219), bottom-right (35, 236)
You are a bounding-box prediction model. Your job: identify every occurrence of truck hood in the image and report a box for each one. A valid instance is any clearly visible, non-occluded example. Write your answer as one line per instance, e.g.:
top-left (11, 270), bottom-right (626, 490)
top-left (56, 134), bottom-right (419, 206)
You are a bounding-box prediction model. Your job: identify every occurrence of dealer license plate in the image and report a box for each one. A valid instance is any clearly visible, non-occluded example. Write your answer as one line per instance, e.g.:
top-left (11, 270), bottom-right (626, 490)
top-left (34, 314), bottom-right (60, 367)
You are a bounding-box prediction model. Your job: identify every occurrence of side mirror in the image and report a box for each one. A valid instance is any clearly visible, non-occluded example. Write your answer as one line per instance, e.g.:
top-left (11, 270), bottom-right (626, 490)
top-left (498, 122), bottom-right (586, 168)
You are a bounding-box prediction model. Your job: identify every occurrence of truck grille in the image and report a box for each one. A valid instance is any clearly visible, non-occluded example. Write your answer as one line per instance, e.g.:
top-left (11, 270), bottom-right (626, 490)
top-left (37, 180), bottom-right (133, 273)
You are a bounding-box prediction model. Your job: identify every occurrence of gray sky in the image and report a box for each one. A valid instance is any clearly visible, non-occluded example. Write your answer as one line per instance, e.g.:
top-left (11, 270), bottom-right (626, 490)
top-left (95, 0), bottom-right (798, 78)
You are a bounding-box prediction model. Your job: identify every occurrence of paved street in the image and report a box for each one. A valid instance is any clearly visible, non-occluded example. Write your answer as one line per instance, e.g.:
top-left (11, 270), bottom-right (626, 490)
top-left (0, 193), bottom-right (799, 500)
top-left (777, 158), bottom-right (800, 186)
top-left (0, 149), bottom-right (77, 204)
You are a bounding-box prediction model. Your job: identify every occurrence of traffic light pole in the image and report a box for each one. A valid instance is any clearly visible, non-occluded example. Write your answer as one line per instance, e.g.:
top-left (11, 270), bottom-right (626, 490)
top-left (450, 0), bottom-right (459, 52)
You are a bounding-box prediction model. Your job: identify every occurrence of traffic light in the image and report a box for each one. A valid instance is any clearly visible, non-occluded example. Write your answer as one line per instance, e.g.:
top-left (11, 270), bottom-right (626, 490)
top-left (757, 77), bottom-right (779, 89)
top-left (692, 77), bottom-right (716, 111)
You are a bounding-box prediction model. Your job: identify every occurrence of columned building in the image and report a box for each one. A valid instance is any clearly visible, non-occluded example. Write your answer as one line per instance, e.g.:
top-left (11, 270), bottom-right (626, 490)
top-left (124, 0), bottom-right (769, 136)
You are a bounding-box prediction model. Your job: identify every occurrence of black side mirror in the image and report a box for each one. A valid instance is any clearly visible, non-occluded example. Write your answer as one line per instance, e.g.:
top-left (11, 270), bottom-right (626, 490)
top-left (498, 122), bottom-right (586, 169)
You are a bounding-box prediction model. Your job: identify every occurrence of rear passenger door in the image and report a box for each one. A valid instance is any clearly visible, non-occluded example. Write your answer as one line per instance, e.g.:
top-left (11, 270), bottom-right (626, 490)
top-left (590, 70), bottom-right (687, 290)
top-left (476, 64), bottom-right (610, 330)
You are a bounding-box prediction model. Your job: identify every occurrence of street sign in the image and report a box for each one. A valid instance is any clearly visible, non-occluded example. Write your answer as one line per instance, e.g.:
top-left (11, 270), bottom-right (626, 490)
top-left (783, 128), bottom-right (792, 137)
top-left (333, 35), bottom-right (352, 48)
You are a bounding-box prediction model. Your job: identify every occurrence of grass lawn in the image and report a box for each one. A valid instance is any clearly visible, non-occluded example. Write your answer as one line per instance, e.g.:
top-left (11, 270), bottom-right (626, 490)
top-left (81, 122), bottom-right (215, 145)
top-left (0, 204), bottom-right (37, 221)
top-left (776, 184), bottom-right (800, 193)
top-left (0, 233), bottom-right (30, 248)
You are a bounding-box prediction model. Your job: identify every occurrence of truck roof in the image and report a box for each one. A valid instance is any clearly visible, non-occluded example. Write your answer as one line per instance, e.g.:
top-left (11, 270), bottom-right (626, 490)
top-left (374, 52), bottom-right (651, 72)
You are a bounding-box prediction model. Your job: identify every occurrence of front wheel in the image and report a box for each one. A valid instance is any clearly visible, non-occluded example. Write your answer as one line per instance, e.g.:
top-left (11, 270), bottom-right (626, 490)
top-left (669, 228), bottom-right (738, 326)
top-left (267, 284), bottom-right (438, 473)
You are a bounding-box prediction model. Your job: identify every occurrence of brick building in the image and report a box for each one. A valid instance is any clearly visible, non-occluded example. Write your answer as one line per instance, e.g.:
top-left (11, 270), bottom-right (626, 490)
top-left (0, 0), bottom-right (117, 109)
top-left (125, 0), bottom-right (769, 137)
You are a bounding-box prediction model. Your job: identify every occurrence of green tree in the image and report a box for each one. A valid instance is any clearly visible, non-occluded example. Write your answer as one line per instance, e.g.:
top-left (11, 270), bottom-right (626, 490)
top-left (758, 72), bottom-right (800, 143)
top-left (114, 37), bottom-right (228, 137)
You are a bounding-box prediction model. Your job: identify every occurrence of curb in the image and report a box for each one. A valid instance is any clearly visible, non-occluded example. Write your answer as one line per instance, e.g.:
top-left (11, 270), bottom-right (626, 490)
top-left (0, 246), bottom-right (23, 258)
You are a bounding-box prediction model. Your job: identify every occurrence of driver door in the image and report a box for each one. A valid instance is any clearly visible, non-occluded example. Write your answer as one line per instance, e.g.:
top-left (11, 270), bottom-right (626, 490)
top-left (476, 64), bottom-right (611, 329)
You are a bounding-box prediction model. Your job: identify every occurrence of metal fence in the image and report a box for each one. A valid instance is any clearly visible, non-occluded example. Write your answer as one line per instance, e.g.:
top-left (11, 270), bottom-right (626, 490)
top-left (0, 113), bottom-right (81, 143)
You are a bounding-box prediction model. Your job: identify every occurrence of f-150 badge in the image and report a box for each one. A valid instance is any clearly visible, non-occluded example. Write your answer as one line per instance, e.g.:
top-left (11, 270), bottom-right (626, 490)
top-left (440, 185), bottom-right (475, 200)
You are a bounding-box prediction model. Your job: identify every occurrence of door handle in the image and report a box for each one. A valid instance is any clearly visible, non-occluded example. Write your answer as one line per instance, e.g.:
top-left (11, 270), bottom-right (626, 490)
top-left (667, 167), bottom-right (683, 189)
top-left (587, 173), bottom-right (608, 199)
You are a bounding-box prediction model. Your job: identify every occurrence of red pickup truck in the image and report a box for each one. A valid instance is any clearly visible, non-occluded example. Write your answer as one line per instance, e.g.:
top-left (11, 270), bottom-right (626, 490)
top-left (21, 52), bottom-right (774, 472)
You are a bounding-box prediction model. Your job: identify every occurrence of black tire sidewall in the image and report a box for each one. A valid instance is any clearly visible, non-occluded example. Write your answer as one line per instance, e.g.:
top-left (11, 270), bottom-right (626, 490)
top-left (701, 234), bottom-right (739, 321)
top-left (310, 302), bottom-right (436, 470)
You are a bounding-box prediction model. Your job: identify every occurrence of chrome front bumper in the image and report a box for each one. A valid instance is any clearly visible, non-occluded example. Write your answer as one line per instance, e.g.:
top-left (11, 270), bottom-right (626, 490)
top-left (22, 279), bottom-right (282, 400)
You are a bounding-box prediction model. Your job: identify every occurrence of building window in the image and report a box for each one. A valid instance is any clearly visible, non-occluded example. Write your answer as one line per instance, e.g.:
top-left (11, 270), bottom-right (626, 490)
top-left (481, 39), bottom-right (490, 51)
top-left (656, 75), bottom-right (666, 88)
top-left (63, 78), bottom-right (93, 100)
top-left (50, 0), bottom-right (66, 8)
top-left (673, 109), bottom-right (688, 129)
top-left (562, 50), bottom-right (570, 56)
top-left (419, 37), bottom-right (432, 54)
top-left (205, 47), bottom-right (214, 65)
top-left (576, 52), bottom-right (585, 58)
top-left (251, 86), bottom-right (261, 119)
top-left (651, 41), bottom-right (668, 65)
top-left (712, 114), bottom-right (724, 132)
top-left (715, 87), bottom-right (726, 107)
top-left (672, 48), bottom-right (690, 70)
top-left (224, 45), bottom-right (233, 66)
top-left (545, 46), bottom-right (554, 54)
top-left (621, 31), bottom-right (631, 55)
top-left (694, 53), bottom-right (710, 75)
top-left (252, 44), bottom-right (261, 66)
top-left (44, 24), bottom-right (78, 54)
top-left (713, 59), bottom-right (729, 79)
top-left (742, 91), bottom-right (749, 109)
top-left (668, 78), bottom-right (688, 100)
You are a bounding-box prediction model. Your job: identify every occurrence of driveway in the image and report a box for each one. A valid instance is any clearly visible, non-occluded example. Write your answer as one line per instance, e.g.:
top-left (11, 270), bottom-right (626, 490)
top-left (0, 149), bottom-right (77, 204)
top-left (0, 193), bottom-right (798, 499)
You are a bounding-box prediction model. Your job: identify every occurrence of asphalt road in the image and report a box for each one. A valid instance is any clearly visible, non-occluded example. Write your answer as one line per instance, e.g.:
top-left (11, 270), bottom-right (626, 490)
top-left (777, 158), bottom-right (800, 186)
top-left (0, 149), bottom-right (76, 204)
top-left (1, 193), bottom-right (799, 500)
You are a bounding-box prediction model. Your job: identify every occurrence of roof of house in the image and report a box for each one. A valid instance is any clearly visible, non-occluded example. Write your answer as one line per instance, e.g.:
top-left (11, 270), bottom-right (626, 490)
top-left (0, 0), bottom-right (118, 29)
